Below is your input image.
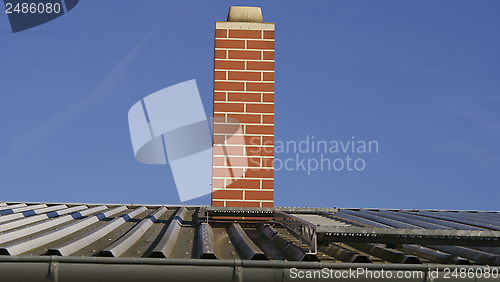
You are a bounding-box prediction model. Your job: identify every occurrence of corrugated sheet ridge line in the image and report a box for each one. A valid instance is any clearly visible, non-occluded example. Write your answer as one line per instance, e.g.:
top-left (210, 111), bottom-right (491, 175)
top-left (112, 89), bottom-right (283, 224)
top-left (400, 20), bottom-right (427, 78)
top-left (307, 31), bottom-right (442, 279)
top-left (150, 207), bottom-right (189, 258)
top-left (293, 214), bottom-right (351, 227)
top-left (46, 206), bottom-right (149, 256)
top-left (0, 205), bottom-right (87, 232)
top-left (0, 204), bottom-right (67, 224)
top-left (319, 243), bottom-right (372, 263)
top-left (400, 244), bottom-right (471, 265)
top-left (99, 207), bottom-right (168, 257)
top-left (322, 211), bottom-right (391, 228)
top-left (0, 203), bottom-right (27, 211)
top-left (0, 204), bottom-right (47, 216)
top-left (471, 214), bottom-right (500, 225)
top-left (227, 223), bottom-right (267, 260)
top-left (397, 211), bottom-right (485, 230)
top-left (432, 211), bottom-right (500, 227)
top-left (0, 205), bottom-right (104, 244)
top-left (260, 224), bottom-right (317, 261)
top-left (471, 246), bottom-right (500, 256)
top-left (197, 223), bottom-right (217, 259)
top-left (371, 210), bottom-right (453, 229)
top-left (411, 211), bottom-right (500, 230)
top-left (427, 245), bottom-right (500, 265)
top-left (0, 206), bottom-right (124, 255)
top-left (346, 242), bottom-right (422, 264)
top-left (340, 209), bottom-right (421, 229)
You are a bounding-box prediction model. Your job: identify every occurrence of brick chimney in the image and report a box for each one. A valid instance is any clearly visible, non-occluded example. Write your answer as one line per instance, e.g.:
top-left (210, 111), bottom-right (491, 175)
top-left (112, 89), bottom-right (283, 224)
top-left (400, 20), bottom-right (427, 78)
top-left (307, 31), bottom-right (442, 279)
top-left (211, 6), bottom-right (275, 207)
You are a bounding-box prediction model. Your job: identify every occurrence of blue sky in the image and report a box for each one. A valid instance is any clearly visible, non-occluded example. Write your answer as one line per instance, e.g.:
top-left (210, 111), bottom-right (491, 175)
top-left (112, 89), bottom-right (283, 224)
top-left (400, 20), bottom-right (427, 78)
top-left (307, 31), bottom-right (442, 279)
top-left (0, 1), bottom-right (499, 210)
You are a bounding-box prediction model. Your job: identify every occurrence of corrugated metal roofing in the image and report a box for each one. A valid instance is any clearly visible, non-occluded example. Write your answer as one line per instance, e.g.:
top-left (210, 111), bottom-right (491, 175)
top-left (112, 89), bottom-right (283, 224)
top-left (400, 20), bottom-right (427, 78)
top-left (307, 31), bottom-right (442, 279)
top-left (0, 202), bottom-right (500, 266)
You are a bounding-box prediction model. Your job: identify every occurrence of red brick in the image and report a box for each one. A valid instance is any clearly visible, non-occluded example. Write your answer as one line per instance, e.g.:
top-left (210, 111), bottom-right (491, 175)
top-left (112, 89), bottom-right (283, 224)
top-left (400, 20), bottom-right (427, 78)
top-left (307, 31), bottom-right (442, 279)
top-left (245, 135), bottom-right (261, 146)
top-left (262, 180), bottom-right (274, 189)
top-left (247, 157), bottom-right (261, 167)
top-left (212, 189), bottom-right (243, 200)
top-left (212, 178), bottom-right (225, 188)
top-left (213, 156), bottom-right (226, 166)
top-left (228, 50), bottom-right (261, 60)
top-left (212, 201), bottom-right (225, 207)
top-left (228, 71), bottom-right (261, 82)
top-left (214, 92), bottom-right (226, 101)
top-left (228, 92), bottom-right (261, 102)
top-left (246, 145), bottom-right (274, 156)
top-left (246, 103), bottom-right (274, 113)
top-left (213, 167), bottom-right (245, 178)
top-left (215, 137), bottom-right (249, 149)
top-left (245, 190), bottom-right (274, 201)
top-left (214, 102), bottom-right (244, 113)
top-left (219, 134), bottom-right (244, 146)
top-left (215, 136), bottom-right (246, 145)
top-left (262, 157), bottom-right (274, 168)
top-left (263, 31), bottom-right (274, 39)
top-left (263, 72), bottom-right (274, 81)
top-left (224, 201), bottom-right (261, 207)
top-left (213, 146), bottom-right (244, 156)
top-left (263, 93), bottom-right (274, 102)
top-left (262, 136), bottom-right (274, 145)
top-left (213, 116), bottom-right (237, 125)
top-left (227, 179), bottom-right (261, 189)
top-left (246, 82), bottom-right (274, 92)
top-left (213, 135), bottom-right (224, 145)
top-left (214, 81), bottom-right (244, 91)
top-left (227, 113), bottom-right (261, 123)
top-left (247, 40), bottom-right (274, 50)
top-left (215, 39), bottom-right (245, 49)
top-left (245, 168), bottom-right (274, 179)
top-left (247, 61), bottom-right (274, 71)
top-left (263, 51), bottom-right (274, 60)
top-left (213, 134), bottom-right (226, 145)
top-left (215, 50), bottom-right (226, 59)
top-left (263, 115), bottom-right (274, 124)
top-left (229, 30), bottom-right (262, 39)
top-left (224, 134), bottom-right (246, 145)
top-left (245, 146), bottom-right (264, 156)
top-left (214, 71), bottom-right (226, 80)
top-left (215, 29), bottom-right (227, 38)
top-left (262, 202), bottom-right (274, 207)
top-left (225, 156), bottom-right (252, 167)
top-left (215, 60), bottom-right (245, 70)
top-left (213, 123), bottom-right (241, 134)
top-left (246, 125), bottom-right (274, 135)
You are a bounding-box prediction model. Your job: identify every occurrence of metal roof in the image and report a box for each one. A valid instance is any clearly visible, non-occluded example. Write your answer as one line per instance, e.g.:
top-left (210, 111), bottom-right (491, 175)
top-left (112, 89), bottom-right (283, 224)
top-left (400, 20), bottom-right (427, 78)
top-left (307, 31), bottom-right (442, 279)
top-left (0, 202), bottom-right (499, 264)
top-left (1, 202), bottom-right (500, 281)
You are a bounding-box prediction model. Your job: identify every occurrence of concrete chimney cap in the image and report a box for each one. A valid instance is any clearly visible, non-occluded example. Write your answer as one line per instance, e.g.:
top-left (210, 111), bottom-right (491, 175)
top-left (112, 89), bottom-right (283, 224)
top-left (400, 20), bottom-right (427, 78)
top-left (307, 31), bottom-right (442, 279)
top-left (227, 6), bottom-right (263, 23)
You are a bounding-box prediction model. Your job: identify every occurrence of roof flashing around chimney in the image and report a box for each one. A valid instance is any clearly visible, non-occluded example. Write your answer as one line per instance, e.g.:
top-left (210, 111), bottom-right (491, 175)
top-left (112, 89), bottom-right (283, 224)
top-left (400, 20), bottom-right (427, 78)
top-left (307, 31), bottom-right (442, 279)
top-left (227, 6), bottom-right (263, 23)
